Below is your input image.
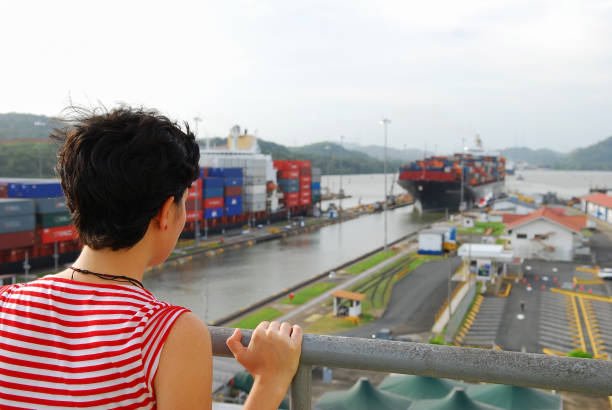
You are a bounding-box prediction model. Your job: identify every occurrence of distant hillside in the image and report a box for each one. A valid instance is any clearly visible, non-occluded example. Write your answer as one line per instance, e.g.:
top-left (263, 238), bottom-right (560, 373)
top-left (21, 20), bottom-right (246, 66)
top-left (0, 113), bottom-right (60, 141)
top-left (555, 135), bottom-right (612, 170)
top-left (345, 142), bottom-right (423, 162)
top-left (500, 147), bottom-right (565, 167)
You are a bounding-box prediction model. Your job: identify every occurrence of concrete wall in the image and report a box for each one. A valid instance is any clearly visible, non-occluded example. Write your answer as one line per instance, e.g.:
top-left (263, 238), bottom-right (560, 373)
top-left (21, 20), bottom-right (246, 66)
top-left (447, 283), bottom-right (478, 341)
top-left (510, 219), bottom-right (575, 261)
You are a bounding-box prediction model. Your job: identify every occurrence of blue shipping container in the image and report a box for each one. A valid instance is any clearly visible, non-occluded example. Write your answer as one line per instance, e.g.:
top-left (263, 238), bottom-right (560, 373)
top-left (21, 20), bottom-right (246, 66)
top-left (225, 203), bottom-right (243, 216)
top-left (224, 168), bottom-right (243, 177)
top-left (311, 182), bottom-right (321, 190)
top-left (224, 196), bottom-right (243, 207)
top-left (0, 199), bottom-right (35, 218)
top-left (224, 177), bottom-right (243, 187)
top-left (206, 168), bottom-right (225, 177)
top-left (8, 182), bottom-right (63, 198)
top-left (204, 207), bottom-right (223, 219)
top-left (202, 177), bottom-right (224, 189)
top-left (203, 187), bottom-right (224, 198)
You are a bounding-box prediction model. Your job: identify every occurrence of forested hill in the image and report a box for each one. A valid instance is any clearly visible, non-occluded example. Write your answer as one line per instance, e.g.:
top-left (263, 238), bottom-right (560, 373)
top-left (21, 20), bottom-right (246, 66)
top-left (557, 136), bottom-right (612, 170)
top-left (0, 113), bottom-right (60, 141)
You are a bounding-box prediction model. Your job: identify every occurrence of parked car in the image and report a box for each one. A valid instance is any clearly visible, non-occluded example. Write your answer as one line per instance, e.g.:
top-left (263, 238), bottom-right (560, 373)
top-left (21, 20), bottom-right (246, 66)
top-left (598, 268), bottom-right (612, 280)
top-left (372, 328), bottom-right (392, 340)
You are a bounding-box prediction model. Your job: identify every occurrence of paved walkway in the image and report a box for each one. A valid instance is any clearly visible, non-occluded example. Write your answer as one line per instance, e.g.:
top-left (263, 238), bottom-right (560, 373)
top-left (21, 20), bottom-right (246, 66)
top-left (277, 244), bottom-right (416, 322)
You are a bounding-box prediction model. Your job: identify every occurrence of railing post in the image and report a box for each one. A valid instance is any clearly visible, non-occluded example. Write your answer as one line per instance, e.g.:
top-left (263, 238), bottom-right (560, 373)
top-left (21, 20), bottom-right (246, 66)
top-left (290, 364), bottom-right (312, 410)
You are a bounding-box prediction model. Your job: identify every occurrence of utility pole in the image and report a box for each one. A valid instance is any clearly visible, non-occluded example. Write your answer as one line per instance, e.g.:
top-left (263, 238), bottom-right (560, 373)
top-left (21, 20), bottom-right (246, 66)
top-left (381, 118), bottom-right (391, 250)
top-left (193, 116), bottom-right (202, 248)
top-left (460, 137), bottom-right (465, 212)
top-left (339, 135), bottom-right (344, 220)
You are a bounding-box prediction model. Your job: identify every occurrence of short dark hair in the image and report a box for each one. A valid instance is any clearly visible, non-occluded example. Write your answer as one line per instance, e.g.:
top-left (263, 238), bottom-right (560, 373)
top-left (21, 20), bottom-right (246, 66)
top-left (53, 106), bottom-right (200, 250)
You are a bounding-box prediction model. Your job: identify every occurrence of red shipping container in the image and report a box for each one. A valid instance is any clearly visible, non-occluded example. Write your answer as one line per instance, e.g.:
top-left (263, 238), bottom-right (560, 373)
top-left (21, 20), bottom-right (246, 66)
top-left (300, 183), bottom-right (311, 191)
top-left (204, 197), bottom-right (224, 209)
top-left (41, 226), bottom-right (78, 244)
top-left (300, 175), bottom-right (311, 184)
top-left (0, 183), bottom-right (7, 198)
top-left (300, 191), bottom-right (311, 199)
top-left (274, 160), bottom-right (299, 171)
top-left (284, 192), bottom-right (299, 201)
top-left (299, 197), bottom-right (311, 205)
top-left (186, 198), bottom-right (199, 211)
top-left (0, 230), bottom-right (35, 251)
top-left (224, 186), bottom-right (243, 196)
top-left (8, 248), bottom-right (27, 263)
top-left (185, 210), bottom-right (202, 222)
top-left (188, 179), bottom-right (202, 199)
top-left (279, 170), bottom-right (300, 179)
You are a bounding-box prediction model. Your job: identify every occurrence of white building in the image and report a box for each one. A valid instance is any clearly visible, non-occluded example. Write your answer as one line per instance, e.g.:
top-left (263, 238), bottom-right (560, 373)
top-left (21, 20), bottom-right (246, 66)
top-left (457, 244), bottom-right (514, 282)
top-left (582, 193), bottom-right (612, 225)
top-left (505, 207), bottom-right (586, 261)
top-left (491, 197), bottom-right (539, 215)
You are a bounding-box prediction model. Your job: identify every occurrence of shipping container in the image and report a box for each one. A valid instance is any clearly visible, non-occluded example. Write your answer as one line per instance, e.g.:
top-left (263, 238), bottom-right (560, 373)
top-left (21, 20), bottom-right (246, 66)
top-left (279, 170), bottom-right (300, 179)
top-left (204, 207), bottom-right (223, 219)
top-left (224, 177), bottom-right (243, 187)
top-left (35, 197), bottom-right (68, 214)
top-left (0, 214), bottom-right (36, 235)
top-left (202, 177), bottom-right (224, 189)
top-left (245, 176), bottom-right (266, 185)
top-left (185, 210), bottom-right (202, 222)
top-left (203, 187), bottom-right (224, 198)
top-left (40, 226), bottom-right (78, 244)
top-left (36, 211), bottom-right (72, 228)
top-left (245, 185), bottom-right (266, 195)
top-left (300, 175), bottom-right (311, 184)
top-left (311, 182), bottom-right (321, 190)
top-left (245, 193), bottom-right (266, 203)
top-left (300, 183), bottom-right (311, 191)
top-left (203, 197), bottom-right (224, 209)
top-left (0, 198), bottom-right (35, 218)
top-left (417, 230), bottom-right (444, 255)
top-left (224, 186), bottom-right (243, 196)
top-left (224, 196), bottom-right (242, 207)
top-left (4, 179), bottom-right (63, 198)
top-left (0, 230), bottom-right (35, 251)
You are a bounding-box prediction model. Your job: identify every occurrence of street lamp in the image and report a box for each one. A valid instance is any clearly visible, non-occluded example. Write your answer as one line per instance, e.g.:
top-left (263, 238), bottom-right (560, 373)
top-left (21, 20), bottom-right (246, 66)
top-left (339, 135), bottom-right (344, 219)
top-left (193, 116), bottom-right (202, 248)
top-left (380, 118), bottom-right (391, 250)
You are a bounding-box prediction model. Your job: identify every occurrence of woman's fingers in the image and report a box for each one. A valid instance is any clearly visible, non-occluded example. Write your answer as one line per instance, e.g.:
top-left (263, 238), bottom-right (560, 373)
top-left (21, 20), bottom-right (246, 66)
top-left (291, 325), bottom-right (303, 344)
top-left (280, 322), bottom-right (292, 337)
top-left (226, 328), bottom-right (246, 361)
top-left (268, 321), bottom-right (281, 333)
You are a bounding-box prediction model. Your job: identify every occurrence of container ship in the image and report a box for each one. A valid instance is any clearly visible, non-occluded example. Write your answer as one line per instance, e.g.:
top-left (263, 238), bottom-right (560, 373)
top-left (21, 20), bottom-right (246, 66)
top-left (0, 127), bottom-right (322, 275)
top-left (397, 136), bottom-right (505, 212)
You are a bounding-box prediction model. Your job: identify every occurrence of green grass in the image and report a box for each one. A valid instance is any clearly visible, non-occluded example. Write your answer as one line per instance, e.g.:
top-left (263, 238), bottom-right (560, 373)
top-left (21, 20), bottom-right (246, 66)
top-left (458, 222), bottom-right (506, 236)
top-left (495, 238), bottom-right (507, 245)
top-left (567, 349), bottom-right (593, 358)
top-left (280, 282), bottom-right (337, 305)
top-left (230, 307), bottom-right (284, 329)
top-left (305, 312), bottom-right (375, 334)
top-left (345, 250), bottom-right (397, 275)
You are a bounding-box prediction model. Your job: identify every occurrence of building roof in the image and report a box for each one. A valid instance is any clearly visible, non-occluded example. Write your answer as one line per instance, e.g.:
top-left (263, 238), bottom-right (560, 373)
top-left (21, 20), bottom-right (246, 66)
top-left (457, 244), bottom-right (514, 261)
top-left (505, 207), bottom-right (586, 233)
top-left (582, 192), bottom-right (612, 208)
top-left (502, 213), bottom-right (524, 224)
top-left (332, 290), bottom-right (365, 301)
top-left (493, 197), bottom-right (539, 210)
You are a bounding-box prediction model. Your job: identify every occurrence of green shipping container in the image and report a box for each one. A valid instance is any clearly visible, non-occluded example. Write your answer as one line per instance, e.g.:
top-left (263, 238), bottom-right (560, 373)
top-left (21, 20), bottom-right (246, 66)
top-left (37, 211), bottom-right (72, 228)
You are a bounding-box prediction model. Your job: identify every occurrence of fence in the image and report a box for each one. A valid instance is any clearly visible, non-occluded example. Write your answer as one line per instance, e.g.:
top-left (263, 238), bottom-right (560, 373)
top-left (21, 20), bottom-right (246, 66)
top-left (210, 326), bottom-right (612, 409)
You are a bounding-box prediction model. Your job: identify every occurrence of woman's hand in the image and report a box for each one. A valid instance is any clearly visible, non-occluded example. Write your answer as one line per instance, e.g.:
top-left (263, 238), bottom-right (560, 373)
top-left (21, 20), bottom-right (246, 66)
top-left (226, 321), bottom-right (302, 407)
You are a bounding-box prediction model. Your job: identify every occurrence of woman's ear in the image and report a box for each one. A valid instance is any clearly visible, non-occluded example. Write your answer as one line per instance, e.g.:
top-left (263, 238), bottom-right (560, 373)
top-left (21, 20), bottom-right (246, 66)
top-left (156, 196), bottom-right (176, 230)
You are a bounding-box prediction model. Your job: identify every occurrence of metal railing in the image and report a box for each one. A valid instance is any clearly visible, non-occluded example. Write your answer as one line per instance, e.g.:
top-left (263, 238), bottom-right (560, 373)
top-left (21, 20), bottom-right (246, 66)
top-left (210, 326), bottom-right (612, 409)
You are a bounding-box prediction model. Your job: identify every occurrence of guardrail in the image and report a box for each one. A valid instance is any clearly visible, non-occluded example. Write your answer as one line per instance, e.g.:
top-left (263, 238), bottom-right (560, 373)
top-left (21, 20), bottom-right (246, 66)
top-left (210, 326), bottom-right (612, 409)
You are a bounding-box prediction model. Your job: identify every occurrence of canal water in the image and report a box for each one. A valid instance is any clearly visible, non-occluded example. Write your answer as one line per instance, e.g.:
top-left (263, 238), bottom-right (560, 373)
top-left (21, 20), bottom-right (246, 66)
top-left (143, 205), bottom-right (442, 322)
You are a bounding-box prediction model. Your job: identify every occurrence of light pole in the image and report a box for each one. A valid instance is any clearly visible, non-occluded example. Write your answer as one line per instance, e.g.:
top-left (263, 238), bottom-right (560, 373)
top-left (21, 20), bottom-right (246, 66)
top-left (381, 118), bottom-right (391, 250)
top-left (193, 116), bottom-right (202, 248)
top-left (339, 135), bottom-right (344, 219)
top-left (460, 137), bottom-right (465, 212)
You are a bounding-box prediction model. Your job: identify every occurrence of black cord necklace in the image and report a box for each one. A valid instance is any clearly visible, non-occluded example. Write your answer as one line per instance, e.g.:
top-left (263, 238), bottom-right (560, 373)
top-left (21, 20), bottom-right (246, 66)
top-left (69, 266), bottom-right (145, 289)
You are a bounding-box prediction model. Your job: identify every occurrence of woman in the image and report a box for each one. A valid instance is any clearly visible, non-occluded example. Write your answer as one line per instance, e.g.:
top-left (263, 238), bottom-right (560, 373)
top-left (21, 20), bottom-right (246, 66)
top-left (0, 107), bottom-right (302, 409)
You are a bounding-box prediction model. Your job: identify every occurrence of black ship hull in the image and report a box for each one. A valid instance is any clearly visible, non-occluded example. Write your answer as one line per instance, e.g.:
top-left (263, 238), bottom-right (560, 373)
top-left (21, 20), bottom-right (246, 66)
top-left (397, 179), bottom-right (504, 212)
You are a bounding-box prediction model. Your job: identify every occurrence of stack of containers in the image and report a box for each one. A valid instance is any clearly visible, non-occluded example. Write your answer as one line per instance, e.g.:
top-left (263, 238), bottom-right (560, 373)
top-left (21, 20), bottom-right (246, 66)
top-left (297, 161), bottom-right (312, 206)
top-left (275, 160), bottom-right (300, 208)
top-left (244, 158), bottom-right (267, 213)
top-left (0, 198), bottom-right (36, 262)
top-left (185, 175), bottom-right (203, 223)
top-left (223, 168), bottom-right (243, 217)
top-left (311, 167), bottom-right (322, 203)
top-left (202, 169), bottom-right (224, 219)
top-left (35, 195), bottom-right (77, 254)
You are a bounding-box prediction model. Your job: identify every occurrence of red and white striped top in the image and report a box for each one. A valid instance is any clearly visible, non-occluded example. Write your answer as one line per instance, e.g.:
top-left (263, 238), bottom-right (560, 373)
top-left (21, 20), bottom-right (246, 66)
top-left (0, 276), bottom-right (189, 409)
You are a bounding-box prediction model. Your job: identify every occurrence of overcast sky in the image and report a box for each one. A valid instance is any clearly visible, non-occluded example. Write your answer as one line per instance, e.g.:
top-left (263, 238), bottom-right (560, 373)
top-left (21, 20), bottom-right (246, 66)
top-left (2, 0), bottom-right (611, 152)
